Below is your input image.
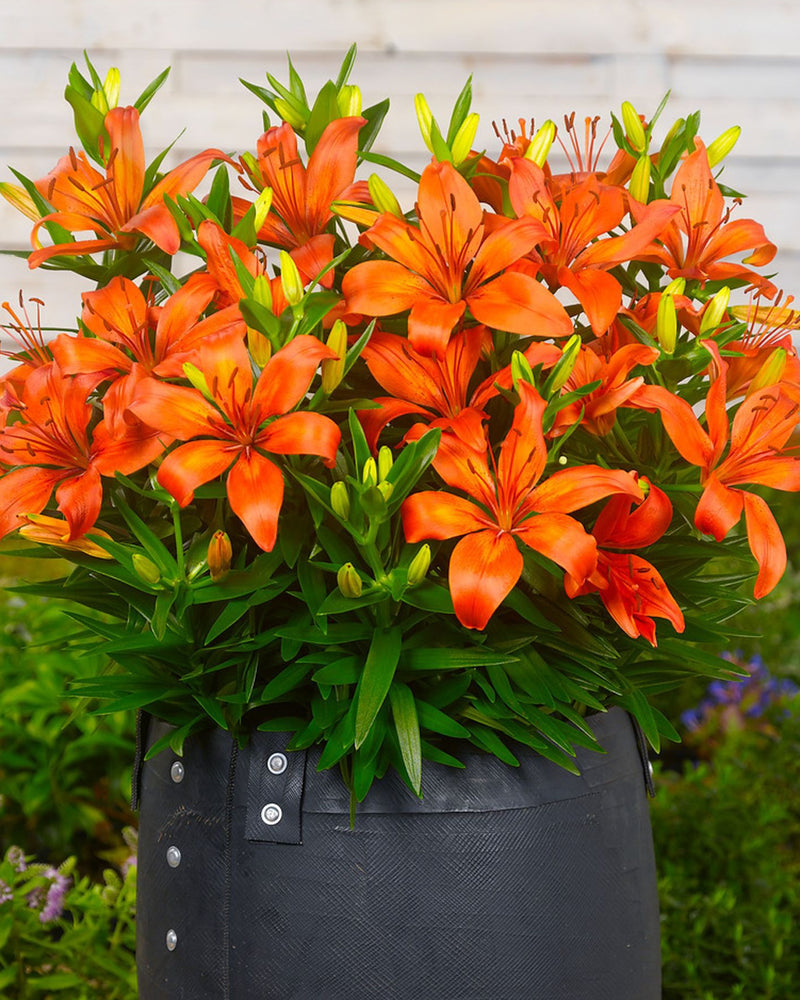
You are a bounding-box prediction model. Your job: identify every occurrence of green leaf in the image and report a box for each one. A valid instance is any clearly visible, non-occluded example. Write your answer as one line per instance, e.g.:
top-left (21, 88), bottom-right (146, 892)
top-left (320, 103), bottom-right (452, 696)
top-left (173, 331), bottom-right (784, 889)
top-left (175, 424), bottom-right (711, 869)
top-left (317, 586), bottom-right (389, 615)
top-left (205, 163), bottom-right (232, 229)
top-left (389, 682), bottom-right (422, 794)
top-left (134, 65), bottom-right (171, 114)
top-left (359, 149), bottom-right (421, 183)
top-left (312, 655), bottom-right (361, 685)
top-left (260, 660), bottom-right (311, 702)
top-left (355, 626), bottom-right (403, 747)
top-left (403, 647), bottom-right (519, 672)
top-left (416, 698), bottom-right (471, 739)
top-left (446, 75), bottom-right (473, 145)
top-left (467, 725), bottom-right (519, 766)
top-left (358, 99), bottom-right (390, 155)
top-left (420, 739), bottom-right (465, 769)
top-left (305, 79), bottom-right (340, 154)
top-left (335, 44), bottom-right (358, 89)
top-left (399, 580), bottom-right (454, 614)
top-left (348, 407), bottom-right (371, 473)
top-left (64, 86), bottom-right (106, 165)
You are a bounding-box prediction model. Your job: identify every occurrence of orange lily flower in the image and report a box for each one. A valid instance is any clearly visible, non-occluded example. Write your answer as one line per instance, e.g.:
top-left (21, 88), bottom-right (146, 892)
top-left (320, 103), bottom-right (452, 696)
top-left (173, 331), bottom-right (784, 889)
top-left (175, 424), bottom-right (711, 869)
top-left (342, 160), bottom-right (572, 357)
top-left (507, 159), bottom-right (679, 336)
top-left (631, 138), bottom-right (777, 294)
top-left (127, 336), bottom-right (340, 551)
top-left (0, 362), bottom-right (165, 540)
top-left (0, 296), bottom-right (53, 393)
top-left (357, 326), bottom-right (491, 453)
top-left (402, 380), bottom-right (643, 629)
top-left (197, 220), bottom-right (289, 316)
top-left (245, 117), bottom-right (367, 288)
top-left (565, 483), bottom-right (685, 645)
top-left (30, 106), bottom-right (230, 267)
top-left (636, 341), bottom-right (800, 596)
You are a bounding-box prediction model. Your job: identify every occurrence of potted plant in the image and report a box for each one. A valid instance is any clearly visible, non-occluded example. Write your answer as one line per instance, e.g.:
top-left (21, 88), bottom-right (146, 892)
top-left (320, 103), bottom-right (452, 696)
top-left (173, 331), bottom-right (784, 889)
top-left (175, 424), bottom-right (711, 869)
top-left (1, 48), bottom-right (798, 999)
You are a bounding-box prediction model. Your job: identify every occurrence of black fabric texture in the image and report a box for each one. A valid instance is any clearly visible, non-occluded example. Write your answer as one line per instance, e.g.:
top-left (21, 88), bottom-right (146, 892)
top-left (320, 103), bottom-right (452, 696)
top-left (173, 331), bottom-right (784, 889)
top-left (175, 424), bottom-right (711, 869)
top-left (136, 707), bottom-right (661, 999)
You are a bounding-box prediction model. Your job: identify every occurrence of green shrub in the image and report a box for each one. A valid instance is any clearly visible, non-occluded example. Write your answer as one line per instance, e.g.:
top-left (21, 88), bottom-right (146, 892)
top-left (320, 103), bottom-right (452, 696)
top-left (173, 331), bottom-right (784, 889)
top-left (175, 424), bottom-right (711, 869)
top-left (653, 695), bottom-right (800, 999)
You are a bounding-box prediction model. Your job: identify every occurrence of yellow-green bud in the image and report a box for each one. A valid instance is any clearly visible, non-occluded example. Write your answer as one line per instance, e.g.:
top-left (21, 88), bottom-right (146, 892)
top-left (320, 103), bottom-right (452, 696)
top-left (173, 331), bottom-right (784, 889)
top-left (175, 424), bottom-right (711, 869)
top-left (656, 293), bottom-right (677, 354)
top-left (361, 457), bottom-right (377, 487)
top-left (407, 544), bottom-right (432, 587)
top-left (747, 347), bottom-right (787, 396)
top-left (376, 481), bottom-right (394, 501)
top-left (510, 350), bottom-right (535, 393)
top-left (253, 187), bottom-right (273, 232)
top-left (664, 277), bottom-right (686, 296)
top-left (629, 154), bottom-right (651, 203)
top-left (699, 286), bottom-right (731, 335)
top-left (91, 87), bottom-right (109, 115)
top-left (279, 250), bottom-right (304, 306)
top-left (208, 530), bottom-right (232, 582)
top-left (182, 361), bottom-right (215, 401)
top-left (330, 481), bottom-right (351, 519)
top-left (414, 93), bottom-right (435, 153)
top-left (337, 562), bottom-right (363, 598)
top-left (321, 319), bottom-right (347, 395)
top-left (547, 334), bottom-right (582, 392)
top-left (451, 112), bottom-right (480, 165)
top-left (132, 553), bottom-right (161, 586)
top-left (524, 119), bottom-right (556, 166)
top-left (241, 151), bottom-right (260, 185)
top-left (247, 327), bottom-right (272, 367)
top-left (367, 174), bottom-right (403, 218)
top-left (103, 67), bottom-right (121, 110)
top-left (661, 117), bottom-right (685, 151)
top-left (0, 182), bottom-right (39, 221)
top-left (621, 101), bottom-right (647, 153)
top-left (377, 445), bottom-right (393, 482)
top-left (337, 84), bottom-right (362, 118)
top-left (274, 97), bottom-right (306, 130)
top-left (252, 273), bottom-right (273, 311)
top-left (706, 125), bottom-right (741, 169)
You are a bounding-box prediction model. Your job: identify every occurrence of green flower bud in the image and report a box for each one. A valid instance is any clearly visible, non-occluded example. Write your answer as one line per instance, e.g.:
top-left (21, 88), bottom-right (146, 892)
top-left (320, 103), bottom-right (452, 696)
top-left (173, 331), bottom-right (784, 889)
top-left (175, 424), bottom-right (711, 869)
top-left (274, 97), bottom-right (306, 130)
top-left (629, 154), bottom-right (651, 203)
top-left (103, 67), bottom-right (121, 110)
top-left (706, 125), bottom-right (741, 168)
top-left (321, 320), bottom-right (347, 395)
top-left (330, 481), bottom-right (351, 519)
top-left (656, 293), bottom-right (677, 354)
top-left (747, 347), bottom-right (787, 396)
top-left (279, 250), bottom-right (304, 306)
top-left (208, 531), bottom-right (232, 582)
top-left (377, 445), bottom-right (393, 482)
top-left (547, 334), bottom-right (582, 392)
top-left (621, 101), bottom-right (647, 153)
top-left (247, 327), bottom-right (272, 367)
top-left (253, 187), bottom-right (273, 232)
top-left (182, 362), bottom-right (215, 401)
top-left (132, 553), bottom-right (161, 586)
top-left (252, 273), bottom-right (273, 310)
top-left (361, 457), bottom-right (377, 487)
top-left (337, 84), bottom-right (362, 118)
top-left (368, 173), bottom-right (403, 218)
top-left (0, 182), bottom-right (39, 221)
top-left (407, 544), bottom-right (431, 587)
top-left (376, 481), bottom-right (394, 501)
top-left (699, 287), bottom-right (731, 335)
top-left (511, 350), bottom-right (535, 393)
top-left (337, 562), bottom-right (363, 598)
top-left (414, 93), bottom-right (435, 153)
top-left (451, 112), bottom-right (480, 165)
top-left (524, 119), bottom-right (556, 166)
top-left (664, 277), bottom-right (686, 296)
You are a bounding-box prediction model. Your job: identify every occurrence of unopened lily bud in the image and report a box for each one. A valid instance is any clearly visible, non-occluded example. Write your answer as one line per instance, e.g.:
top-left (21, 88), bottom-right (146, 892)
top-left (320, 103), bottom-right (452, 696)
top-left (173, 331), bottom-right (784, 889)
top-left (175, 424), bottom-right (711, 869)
top-left (182, 361), bottom-right (215, 401)
top-left (547, 334), bottom-right (581, 392)
top-left (629, 154), bottom-right (651, 203)
top-left (621, 101), bottom-right (647, 153)
top-left (511, 350), bottom-right (535, 393)
top-left (0, 183), bottom-right (39, 221)
top-left (132, 553), bottom-right (161, 586)
top-left (414, 93), bottom-right (435, 153)
top-left (367, 174), bottom-right (403, 218)
top-left (377, 445), bottom-right (393, 482)
top-left (103, 67), bottom-right (121, 110)
top-left (361, 457), bottom-right (377, 487)
top-left (337, 562), bottom-right (363, 598)
top-left (337, 84), bottom-right (362, 118)
top-left (661, 117), bottom-right (685, 151)
top-left (706, 125), bottom-right (741, 168)
top-left (321, 319), bottom-right (347, 394)
top-left (656, 294), bottom-right (677, 354)
top-left (524, 119), bottom-right (556, 166)
top-left (208, 530), bottom-right (232, 582)
top-left (91, 87), bottom-right (109, 115)
top-left (274, 98), bottom-right (306, 130)
top-left (664, 277), bottom-right (686, 296)
top-left (247, 327), bottom-right (272, 367)
top-left (252, 273), bottom-right (273, 311)
top-left (241, 151), bottom-right (260, 184)
top-left (253, 187), bottom-right (273, 232)
top-left (699, 286), bottom-right (731, 335)
top-left (330, 481), bottom-right (351, 519)
top-left (376, 480), bottom-right (394, 501)
top-left (279, 250), bottom-right (304, 306)
top-left (407, 544), bottom-right (432, 587)
top-left (451, 112), bottom-right (480, 165)
top-left (748, 347), bottom-right (787, 395)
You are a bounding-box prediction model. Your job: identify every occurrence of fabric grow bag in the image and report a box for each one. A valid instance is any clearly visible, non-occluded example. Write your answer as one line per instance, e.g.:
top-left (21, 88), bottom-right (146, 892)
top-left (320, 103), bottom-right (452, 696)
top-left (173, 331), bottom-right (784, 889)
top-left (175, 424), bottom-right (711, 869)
top-left (135, 707), bottom-right (660, 999)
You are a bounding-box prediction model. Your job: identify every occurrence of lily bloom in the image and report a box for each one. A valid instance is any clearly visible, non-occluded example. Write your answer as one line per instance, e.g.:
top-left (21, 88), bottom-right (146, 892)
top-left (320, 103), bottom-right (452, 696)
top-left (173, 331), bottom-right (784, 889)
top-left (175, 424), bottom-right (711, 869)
top-left (30, 106), bottom-right (230, 267)
top-left (244, 117), bottom-right (367, 288)
top-left (402, 380), bottom-right (643, 629)
top-left (566, 483), bottom-right (685, 645)
top-left (127, 336), bottom-right (340, 551)
top-left (0, 362), bottom-right (165, 541)
top-left (631, 138), bottom-right (777, 295)
top-left (507, 159), bottom-right (679, 336)
top-left (343, 159), bottom-right (572, 357)
top-left (197, 220), bottom-right (289, 315)
top-left (636, 341), bottom-right (800, 597)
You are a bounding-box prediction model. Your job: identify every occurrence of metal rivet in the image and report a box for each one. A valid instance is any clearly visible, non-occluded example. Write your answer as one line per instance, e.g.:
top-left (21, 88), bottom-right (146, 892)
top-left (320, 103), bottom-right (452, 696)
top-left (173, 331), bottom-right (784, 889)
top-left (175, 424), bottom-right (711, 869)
top-left (166, 846), bottom-right (182, 868)
top-left (267, 752), bottom-right (287, 775)
top-left (261, 803), bottom-right (282, 825)
top-left (166, 928), bottom-right (178, 952)
top-left (170, 761), bottom-right (185, 783)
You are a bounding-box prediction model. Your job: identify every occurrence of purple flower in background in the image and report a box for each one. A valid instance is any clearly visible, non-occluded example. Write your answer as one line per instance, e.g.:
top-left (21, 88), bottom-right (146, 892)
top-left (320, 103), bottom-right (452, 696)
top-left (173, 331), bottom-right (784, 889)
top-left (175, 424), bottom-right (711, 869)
top-left (39, 867), bottom-right (70, 923)
top-left (6, 846), bottom-right (26, 872)
top-left (0, 880), bottom-right (12, 905)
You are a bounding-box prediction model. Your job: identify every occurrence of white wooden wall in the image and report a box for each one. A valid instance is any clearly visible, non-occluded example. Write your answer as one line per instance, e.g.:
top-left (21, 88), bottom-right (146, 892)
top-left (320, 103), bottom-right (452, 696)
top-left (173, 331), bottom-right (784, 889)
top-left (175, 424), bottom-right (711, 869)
top-left (2, 0), bottom-right (799, 358)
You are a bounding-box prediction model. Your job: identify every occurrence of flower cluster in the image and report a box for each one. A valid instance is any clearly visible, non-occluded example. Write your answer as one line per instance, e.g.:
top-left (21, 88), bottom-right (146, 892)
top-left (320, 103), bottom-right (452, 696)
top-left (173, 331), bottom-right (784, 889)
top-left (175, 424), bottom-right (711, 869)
top-left (1, 51), bottom-right (798, 796)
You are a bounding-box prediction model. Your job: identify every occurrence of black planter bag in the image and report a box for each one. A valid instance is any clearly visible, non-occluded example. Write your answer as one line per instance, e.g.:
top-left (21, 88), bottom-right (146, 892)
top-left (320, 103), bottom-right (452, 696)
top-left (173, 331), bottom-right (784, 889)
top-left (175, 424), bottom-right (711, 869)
top-left (135, 707), bottom-right (660, 999)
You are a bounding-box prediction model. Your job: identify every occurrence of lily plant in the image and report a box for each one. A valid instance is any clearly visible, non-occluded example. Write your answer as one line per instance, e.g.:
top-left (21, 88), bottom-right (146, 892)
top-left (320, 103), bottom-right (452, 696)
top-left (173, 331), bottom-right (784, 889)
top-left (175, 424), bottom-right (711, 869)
top-left (1, 50), bottom-right (798, 803)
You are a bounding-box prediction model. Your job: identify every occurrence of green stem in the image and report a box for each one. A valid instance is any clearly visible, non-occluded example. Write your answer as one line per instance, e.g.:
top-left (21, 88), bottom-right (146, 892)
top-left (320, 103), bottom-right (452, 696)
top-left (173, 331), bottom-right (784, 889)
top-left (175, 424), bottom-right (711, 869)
top-left (171, 503), bottom-right (185, 578)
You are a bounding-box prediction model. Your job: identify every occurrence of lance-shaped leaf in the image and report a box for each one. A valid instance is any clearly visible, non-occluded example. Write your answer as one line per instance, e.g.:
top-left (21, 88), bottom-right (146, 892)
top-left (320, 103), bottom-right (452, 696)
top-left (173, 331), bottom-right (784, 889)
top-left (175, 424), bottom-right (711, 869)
top-left (355, 626), bottom-right (403, 747)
